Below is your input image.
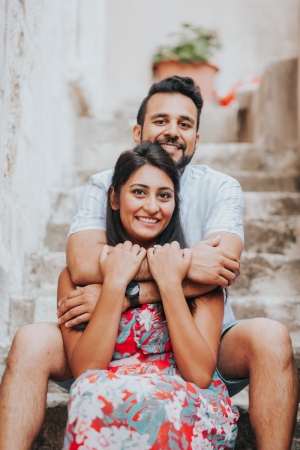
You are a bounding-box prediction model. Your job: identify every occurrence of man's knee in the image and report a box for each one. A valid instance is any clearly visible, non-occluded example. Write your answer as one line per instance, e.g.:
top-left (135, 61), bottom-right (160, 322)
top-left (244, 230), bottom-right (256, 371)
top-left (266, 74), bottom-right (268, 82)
top-left (237, 318), bottom-right (293, 366)
top-left (6, 322), bottom-right (63, 374)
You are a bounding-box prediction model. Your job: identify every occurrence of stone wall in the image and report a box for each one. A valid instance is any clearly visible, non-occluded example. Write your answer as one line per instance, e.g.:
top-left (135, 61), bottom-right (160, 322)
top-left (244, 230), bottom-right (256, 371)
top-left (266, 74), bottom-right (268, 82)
top-left (0, 0), bottom-right (106, 366)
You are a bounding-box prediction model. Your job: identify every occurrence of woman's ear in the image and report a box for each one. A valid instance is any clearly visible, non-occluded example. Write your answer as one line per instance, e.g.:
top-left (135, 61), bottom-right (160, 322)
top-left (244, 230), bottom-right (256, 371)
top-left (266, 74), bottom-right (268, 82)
top-left (109, 186), bottom-right (119, 210)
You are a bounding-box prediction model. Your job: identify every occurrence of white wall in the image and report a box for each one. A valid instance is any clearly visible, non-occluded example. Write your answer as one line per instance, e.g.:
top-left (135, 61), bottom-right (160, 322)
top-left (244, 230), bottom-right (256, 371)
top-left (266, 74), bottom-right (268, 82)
top-left (0, 0), bottom-right (107, 362)
top-left (105, 0), bottom-right (299, 112)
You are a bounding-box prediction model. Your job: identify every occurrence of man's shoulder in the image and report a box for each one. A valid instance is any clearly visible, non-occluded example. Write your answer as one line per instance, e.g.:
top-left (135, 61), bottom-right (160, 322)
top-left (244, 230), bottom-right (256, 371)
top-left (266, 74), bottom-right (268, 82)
top-left (185, 164), bottom-right (240, 186)
top-left (88, 169), bottom-right (114, 189)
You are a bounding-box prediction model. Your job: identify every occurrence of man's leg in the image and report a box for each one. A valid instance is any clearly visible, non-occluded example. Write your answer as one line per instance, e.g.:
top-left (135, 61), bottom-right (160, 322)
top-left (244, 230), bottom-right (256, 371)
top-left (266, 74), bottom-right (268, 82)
top-left (218, 318), bottom-right (299, 450)
top-left (0, 322), bottom-right (72, 450)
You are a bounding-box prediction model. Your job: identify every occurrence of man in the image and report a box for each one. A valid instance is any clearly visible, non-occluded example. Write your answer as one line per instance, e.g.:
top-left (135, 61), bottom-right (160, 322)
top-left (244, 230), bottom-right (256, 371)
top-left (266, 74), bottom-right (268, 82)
top-left (0, 76), bottom-right (298, 450)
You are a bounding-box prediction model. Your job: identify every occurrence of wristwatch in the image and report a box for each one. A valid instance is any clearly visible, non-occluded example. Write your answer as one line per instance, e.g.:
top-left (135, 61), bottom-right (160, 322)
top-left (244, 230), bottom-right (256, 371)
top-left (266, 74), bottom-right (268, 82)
top-left (125, 281), bottom-right (140, 308)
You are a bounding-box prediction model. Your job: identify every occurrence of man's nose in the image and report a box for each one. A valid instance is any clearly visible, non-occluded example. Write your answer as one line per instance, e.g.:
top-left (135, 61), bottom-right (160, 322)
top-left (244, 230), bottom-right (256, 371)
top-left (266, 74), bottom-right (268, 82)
top-left (164, 121), bottom-right (179, 138)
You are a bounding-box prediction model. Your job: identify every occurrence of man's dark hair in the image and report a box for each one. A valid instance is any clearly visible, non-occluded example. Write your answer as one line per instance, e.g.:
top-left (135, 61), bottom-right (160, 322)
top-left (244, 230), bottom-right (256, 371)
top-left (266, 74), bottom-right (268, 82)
top-left (136, 76), bottom-right (203, 131)
top-left (106, 141), bottom-right (186, 249)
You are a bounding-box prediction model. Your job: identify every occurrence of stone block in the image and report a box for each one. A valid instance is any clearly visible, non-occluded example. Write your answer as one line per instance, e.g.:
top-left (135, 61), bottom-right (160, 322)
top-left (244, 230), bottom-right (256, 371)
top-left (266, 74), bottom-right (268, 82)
top-left (44, 222), bottom-right (69, 252)
top-left (25, 252), bottom-right (66, 292)
top-left (0, 340), bottom-right (11, 379)
top-left (229, 294), bottom-right (300, 337)
top-left (199, 102), bottom-right (239, 143)
top-left (8, 296), bottom-right (35, 339)
top-left (243, 192), bottom-right (300, 218)
top-left (34, 296), bottom-right (58, 323)
top-left (231, 253), bottom-right (300, 296)
top-left (193, 143), bottom-right (265, 171)
top-left (254, 58), bottom-right (298, 156)
top-left (49, 187), bottom-right (82, 224)
top-left (75, 116), bottom-right (134, 174)
top-left (229, 170), bottom-right (300, 192)
top-left (32, 394), bottom-right (68, 450)
top-left (244, 217), bottom-right (300, 256)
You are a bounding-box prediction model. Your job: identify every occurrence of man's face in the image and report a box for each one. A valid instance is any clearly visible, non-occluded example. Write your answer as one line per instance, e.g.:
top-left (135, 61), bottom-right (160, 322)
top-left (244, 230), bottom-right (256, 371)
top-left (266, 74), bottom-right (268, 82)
top-left (133, 93), bottom-right (200, 170)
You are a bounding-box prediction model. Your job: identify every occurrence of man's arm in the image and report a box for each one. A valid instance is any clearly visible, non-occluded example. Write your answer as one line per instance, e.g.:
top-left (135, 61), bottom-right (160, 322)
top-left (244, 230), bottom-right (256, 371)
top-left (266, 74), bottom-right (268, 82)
top-left (58, 278), bottom-right (219, 328)
top-left (67, 230), bottom-right (153, 285)
top-left (67, 230), bottom-right (241, 287)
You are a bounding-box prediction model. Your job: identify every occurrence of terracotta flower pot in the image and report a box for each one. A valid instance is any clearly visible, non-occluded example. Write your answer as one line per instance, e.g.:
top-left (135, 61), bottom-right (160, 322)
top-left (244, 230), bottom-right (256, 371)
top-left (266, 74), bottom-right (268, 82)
top-left (153, 60), bottom-right (219, 102)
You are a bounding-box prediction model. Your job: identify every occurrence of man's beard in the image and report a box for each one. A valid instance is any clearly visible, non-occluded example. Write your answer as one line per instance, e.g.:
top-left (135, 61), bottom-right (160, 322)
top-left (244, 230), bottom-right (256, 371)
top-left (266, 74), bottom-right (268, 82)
top-left (154, 137), bottom-right (194, 171)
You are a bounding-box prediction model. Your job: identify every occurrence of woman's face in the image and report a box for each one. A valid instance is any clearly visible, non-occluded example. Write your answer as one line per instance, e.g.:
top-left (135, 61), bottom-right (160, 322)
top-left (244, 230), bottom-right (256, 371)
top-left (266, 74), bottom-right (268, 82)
top-left (111, 164), bottom-right (175, 248)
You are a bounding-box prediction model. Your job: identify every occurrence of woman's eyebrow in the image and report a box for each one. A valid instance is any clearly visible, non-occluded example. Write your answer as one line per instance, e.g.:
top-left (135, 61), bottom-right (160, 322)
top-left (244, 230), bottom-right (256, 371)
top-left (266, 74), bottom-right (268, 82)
top-left (130, 183), bottom-right (174, 191)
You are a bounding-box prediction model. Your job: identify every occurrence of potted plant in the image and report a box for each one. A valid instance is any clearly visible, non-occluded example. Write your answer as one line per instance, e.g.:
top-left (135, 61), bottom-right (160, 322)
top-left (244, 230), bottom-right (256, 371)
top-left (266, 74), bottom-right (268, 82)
top-left (152, 23), bottom-right (221, 102)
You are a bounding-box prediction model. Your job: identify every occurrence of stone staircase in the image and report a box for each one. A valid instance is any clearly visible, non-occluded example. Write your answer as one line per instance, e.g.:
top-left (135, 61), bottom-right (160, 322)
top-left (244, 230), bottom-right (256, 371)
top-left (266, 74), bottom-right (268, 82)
top-left (1, 108), bottom-right (299, 447)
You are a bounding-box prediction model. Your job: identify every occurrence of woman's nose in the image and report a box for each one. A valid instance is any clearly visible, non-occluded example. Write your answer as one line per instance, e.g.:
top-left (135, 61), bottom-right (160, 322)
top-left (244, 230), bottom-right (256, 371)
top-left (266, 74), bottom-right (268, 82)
top-left (144, 196), bottom-right (159, 213)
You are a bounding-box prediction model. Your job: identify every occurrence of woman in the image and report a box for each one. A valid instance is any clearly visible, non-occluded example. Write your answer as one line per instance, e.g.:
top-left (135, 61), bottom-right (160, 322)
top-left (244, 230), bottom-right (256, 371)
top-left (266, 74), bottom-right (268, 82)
top-left (59, 142), bottom-right (239, 449)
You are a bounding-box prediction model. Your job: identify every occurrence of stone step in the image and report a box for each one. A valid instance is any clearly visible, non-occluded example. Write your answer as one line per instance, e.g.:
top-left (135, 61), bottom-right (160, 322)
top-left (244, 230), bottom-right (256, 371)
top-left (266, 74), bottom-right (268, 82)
top-left (25, 252), bottom-right (66, 295)
top-left (229, 170), bottom-right (300, 192)
top-left (244, 216), bottom-right (300, 256)
top-left (33, 391), bottom-right (300, 450)
top-left (193, 143), bottom-right (266, 171)
top-left (193, 143), bottom-right (299, 173)
top-left (243, 192), bottom-right (300, 218)
top-left (229, 294), bottom-right (300, 351)
top-left (231, 252), bottom-right (300, 296)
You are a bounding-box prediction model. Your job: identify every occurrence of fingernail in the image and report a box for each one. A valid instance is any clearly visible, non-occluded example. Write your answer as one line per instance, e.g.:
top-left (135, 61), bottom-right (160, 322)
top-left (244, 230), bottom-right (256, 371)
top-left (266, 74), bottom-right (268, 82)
top-left (58, 302), bottom-right (61, 307)
top-left (103, 245), bottom-right (108, 249)
top-left (58, 318), bottom-right (61, 324)
top-left (65, 322), bottom-right (69, 328)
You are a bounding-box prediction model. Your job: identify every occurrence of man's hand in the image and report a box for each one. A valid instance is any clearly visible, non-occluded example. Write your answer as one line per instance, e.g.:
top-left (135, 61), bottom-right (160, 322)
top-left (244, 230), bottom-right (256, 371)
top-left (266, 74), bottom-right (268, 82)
top-left (57, 283), bottom-right (131, 328)
top-left (57, 284), bottom-right (101, 328)
top-left (187, 236), bottom-right (240, 287)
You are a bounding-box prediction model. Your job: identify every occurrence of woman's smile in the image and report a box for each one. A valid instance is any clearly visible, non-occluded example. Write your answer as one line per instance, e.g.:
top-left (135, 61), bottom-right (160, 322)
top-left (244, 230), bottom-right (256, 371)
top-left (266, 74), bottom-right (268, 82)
top-left (135, 216), bottom-right (160, 225)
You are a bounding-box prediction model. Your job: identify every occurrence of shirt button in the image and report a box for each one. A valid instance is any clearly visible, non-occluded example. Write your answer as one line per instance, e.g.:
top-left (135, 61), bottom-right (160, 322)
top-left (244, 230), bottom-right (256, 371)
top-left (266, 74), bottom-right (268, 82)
top-left (137, 309), bottom-right (141, 313)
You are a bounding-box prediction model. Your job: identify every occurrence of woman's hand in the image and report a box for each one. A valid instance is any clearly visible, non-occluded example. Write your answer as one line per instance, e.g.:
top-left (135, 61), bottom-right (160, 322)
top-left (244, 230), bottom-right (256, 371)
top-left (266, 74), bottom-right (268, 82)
top-left (99, 241), bottom-right (146, 287)
top-left (147, 241), bottom-right (192, 287)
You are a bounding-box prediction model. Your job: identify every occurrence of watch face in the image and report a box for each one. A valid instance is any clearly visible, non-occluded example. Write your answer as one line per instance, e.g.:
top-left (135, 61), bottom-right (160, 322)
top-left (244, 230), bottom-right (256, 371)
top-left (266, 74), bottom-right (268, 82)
top-left (127, 281), bottom-right (139, 296)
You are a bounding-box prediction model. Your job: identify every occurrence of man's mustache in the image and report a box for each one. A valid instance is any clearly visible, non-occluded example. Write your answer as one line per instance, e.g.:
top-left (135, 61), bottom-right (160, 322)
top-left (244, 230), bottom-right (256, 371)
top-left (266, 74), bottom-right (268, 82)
top-left (154, 138), bottom-right (186, 153)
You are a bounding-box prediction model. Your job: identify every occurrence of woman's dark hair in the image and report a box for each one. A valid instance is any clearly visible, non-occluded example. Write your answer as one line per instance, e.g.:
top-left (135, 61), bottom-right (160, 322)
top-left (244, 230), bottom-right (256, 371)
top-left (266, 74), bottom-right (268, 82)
top-left (137, 76), bottom-right (203, 131)
top-left (106, 141), bottom-right (187, 249)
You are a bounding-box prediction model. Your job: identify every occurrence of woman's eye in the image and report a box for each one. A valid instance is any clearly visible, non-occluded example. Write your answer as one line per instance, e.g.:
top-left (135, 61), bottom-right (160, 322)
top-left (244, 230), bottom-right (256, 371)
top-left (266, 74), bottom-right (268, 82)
top-left (133, 189), bottom-right (146, 195)
top-left (158, 192), bottom-right (171, 199)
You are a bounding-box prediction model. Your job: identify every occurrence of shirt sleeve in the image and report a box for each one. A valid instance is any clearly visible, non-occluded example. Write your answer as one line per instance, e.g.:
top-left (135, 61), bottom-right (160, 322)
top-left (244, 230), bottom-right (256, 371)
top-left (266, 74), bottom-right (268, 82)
top-left (67, 175), bottom-right (108, 237)
top-left (203, 178), bottom-right (244, 241)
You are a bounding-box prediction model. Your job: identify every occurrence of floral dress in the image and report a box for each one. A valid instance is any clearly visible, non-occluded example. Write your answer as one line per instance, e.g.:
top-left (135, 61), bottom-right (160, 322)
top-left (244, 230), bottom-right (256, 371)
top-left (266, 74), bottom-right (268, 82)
top-left (63, 304), bottom-right (239, 450)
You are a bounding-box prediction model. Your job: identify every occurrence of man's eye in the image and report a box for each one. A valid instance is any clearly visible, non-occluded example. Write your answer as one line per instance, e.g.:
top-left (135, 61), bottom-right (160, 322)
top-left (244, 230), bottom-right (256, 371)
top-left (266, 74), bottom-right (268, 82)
top-left (180, 122), bottom-right (190, 128)
top-left (155, 119), bottom-right (166, 125)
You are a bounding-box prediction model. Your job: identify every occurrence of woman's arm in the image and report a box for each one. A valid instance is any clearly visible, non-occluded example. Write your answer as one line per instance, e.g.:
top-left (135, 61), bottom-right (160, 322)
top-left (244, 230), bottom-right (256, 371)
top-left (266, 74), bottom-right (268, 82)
top-left (59, 242), bottom-right (146, 379)
top-left (147, 242), bottom-right (224, 389)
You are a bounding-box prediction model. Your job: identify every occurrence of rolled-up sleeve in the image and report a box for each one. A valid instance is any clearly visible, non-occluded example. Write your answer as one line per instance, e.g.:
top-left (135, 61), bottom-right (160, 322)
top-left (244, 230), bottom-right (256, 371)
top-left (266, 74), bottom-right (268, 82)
top-left (68, 171), bottom-right (112, 237)
top-left (203, 179), bottom-right (244, 241)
